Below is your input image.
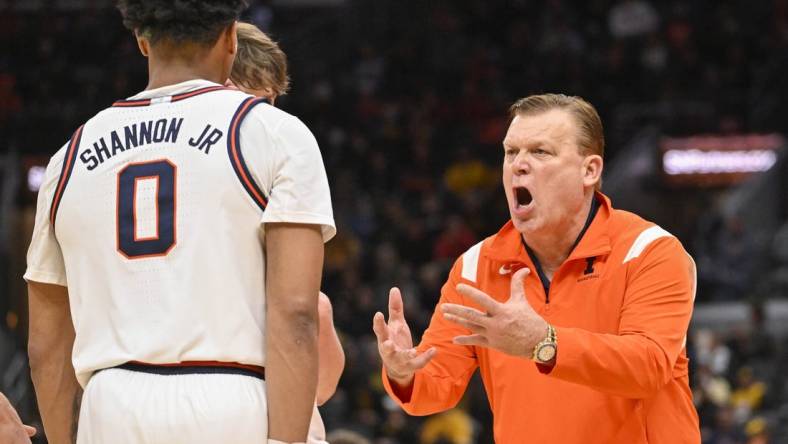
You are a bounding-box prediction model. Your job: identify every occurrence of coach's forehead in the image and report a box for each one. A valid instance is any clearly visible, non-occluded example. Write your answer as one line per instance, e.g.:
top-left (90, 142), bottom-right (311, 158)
top-left (504, 110), bottom-right (579, 148)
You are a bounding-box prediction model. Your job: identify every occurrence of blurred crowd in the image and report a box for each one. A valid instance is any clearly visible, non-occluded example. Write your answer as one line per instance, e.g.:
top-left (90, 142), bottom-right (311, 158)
top-left (690, 306), bottom-right (787, 444)
top-left (2, 0), bottom-right (788, 442)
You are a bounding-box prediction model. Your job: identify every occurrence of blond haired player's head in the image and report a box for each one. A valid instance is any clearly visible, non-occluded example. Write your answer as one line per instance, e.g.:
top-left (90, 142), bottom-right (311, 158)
top-left (229, 22), bottom-right (289, 105)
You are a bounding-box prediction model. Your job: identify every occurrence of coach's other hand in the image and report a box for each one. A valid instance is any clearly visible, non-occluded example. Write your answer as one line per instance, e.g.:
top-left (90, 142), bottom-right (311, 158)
top-left (0, 392), bottom-right (35, 444)
top-left (373, 288), bottom-right (436, 387)
top-left (441, 268), bottom-right (549, 358)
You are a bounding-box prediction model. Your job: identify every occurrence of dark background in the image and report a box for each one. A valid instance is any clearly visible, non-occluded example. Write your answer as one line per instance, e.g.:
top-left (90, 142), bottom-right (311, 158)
top-left (1, 0), bottom-right (788, 443)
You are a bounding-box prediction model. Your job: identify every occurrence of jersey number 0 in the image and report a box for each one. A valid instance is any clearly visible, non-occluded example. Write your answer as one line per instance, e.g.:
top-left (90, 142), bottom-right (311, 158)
top-left (116, 159), bottom-right (177, 259)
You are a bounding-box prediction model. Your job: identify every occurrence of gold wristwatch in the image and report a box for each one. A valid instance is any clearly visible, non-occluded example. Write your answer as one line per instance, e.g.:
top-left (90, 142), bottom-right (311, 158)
top-left (532, 324), bottom-right (557, 363)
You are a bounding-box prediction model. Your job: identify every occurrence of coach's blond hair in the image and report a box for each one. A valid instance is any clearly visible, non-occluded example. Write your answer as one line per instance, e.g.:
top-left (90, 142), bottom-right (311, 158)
top-left (509, 93), bottom-right (604, 190)
top-left (509, 94), bottom-right (605, 158)
top-left (231, 22), bottom-right (290, 96)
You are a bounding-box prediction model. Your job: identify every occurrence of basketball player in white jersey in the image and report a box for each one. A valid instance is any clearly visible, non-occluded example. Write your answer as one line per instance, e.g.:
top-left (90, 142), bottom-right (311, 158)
top-left (24, 1), bottom-right (334, 443)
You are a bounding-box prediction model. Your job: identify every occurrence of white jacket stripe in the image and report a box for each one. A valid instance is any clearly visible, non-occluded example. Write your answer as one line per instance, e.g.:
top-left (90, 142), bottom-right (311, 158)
top-left (623, 225), bottom-right (673, 263)
top-left (461, 241), bottom-right (484, 282)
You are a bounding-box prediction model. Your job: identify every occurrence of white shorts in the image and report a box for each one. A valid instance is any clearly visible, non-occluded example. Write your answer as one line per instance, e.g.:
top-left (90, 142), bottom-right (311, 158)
top-left (77, 367), bottom-right (327, 444)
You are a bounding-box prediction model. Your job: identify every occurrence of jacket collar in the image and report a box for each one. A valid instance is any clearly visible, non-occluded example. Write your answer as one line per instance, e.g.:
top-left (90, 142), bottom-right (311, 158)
top-left (484, 192), bottom-right (613, 264)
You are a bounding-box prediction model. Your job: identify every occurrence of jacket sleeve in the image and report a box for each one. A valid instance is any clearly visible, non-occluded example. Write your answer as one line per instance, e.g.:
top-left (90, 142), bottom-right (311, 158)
top-left (382, 258), bottom-right (479, 415)
top-left (548, 236), bottom-right (695, 399)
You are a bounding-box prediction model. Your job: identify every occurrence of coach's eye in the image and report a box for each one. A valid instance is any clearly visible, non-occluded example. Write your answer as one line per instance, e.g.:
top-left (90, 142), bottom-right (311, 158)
top-left (531, 148), bottom-right (550, 156)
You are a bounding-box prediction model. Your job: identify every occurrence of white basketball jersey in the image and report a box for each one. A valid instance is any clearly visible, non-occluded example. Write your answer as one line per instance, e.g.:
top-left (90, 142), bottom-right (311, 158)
top-left (25, 79), bottom-right (335, 387)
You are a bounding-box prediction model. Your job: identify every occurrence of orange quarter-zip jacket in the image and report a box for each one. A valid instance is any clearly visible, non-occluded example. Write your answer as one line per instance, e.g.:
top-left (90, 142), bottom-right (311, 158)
top-left (382, 193), bottom-right (700, 443)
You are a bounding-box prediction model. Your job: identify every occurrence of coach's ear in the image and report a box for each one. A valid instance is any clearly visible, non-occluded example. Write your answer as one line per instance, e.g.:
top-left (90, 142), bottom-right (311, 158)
top-left (135, 30), bottom-right (150, 58)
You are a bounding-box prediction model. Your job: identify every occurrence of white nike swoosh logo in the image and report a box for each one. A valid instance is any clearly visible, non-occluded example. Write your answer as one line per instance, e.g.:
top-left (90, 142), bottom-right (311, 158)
top-left (499, 265), bottom-right (512, 275)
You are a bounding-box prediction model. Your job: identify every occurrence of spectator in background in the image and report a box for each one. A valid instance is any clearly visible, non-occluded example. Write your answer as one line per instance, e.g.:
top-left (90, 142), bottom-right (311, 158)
top-left (432, 215), bottom-right (477, 261)
top-left (768, 220), bottom-right (788, 293)
top-left (730, 367), bottom-right (767, 424)
top-left (695, 329), bottom-right (732, 377)
top-left (243, 0), bottom-right (273, 32)
top-left (744, 417), bottom-right (769, 444)
top-left (713, 217), bottom-right (756, 301)
top-left (0, 74), bottom-right (22, 121)
top-left (325, 429), bottom-right (371, 444)
top-left (609, 0), bottom-right (660, 39)
top-left (0, 392), bottom-right (35, 444)
top-left (377, 409), bottom-right (417, 443)
top-left (740, 304), bottom-right (776, 363)
top-left (443, 147), bottom-right (496, 197)
top-left (420, 409), bottom-right (475, 444)
top-left (694, 364), bottom-right (731, 428)
top-left (706, 406), bottom-right (746, 444)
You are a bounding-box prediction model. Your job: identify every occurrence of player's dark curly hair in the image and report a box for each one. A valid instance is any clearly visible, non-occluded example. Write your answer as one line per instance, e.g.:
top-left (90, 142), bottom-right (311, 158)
top-left (116, 0), bottom-right (248, 46)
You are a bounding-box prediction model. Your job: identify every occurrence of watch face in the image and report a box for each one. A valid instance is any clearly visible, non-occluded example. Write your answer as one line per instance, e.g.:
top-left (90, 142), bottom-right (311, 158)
top-left (537, 344), bottom-right (556, 362)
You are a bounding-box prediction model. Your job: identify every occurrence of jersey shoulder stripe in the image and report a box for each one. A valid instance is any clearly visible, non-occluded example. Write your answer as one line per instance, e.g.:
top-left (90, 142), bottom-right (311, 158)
top-left (50, 124), bottom-right (85, 227)
top-left (110, 85), bottom-right (229, 108)
top-left (227, 96), bottom-right (269, 211)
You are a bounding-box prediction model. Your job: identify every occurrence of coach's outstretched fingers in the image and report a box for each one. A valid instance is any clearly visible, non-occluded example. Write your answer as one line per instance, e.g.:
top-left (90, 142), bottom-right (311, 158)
top-left (444, 267), bottom-right (548, 357)
top-left (0, 392), bottom-right (34, 444)
top-left (373, 288), bottom-right (436, 387)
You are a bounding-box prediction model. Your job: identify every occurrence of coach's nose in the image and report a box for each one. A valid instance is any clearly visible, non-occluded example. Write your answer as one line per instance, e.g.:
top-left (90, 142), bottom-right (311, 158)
top-left (511, 151), bottom-right (531, 176)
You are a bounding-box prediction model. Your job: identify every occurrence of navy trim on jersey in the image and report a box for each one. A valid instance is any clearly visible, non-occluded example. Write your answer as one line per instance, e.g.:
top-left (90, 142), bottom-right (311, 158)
top-left (113, 362), bottom-right (265, 380)
top-left (111, 85), bottom-right (229, 108)
top-left (50, 125), bottom-right (85, 227)
top-left (227, 97), bottom-right (269, 211)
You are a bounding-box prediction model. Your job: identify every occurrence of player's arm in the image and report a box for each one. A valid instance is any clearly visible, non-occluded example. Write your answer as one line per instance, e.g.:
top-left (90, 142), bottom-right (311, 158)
top-left (243, 110), bottom-right (335, 441)
top-left (27, 281), bottom-right (81, 444)
top-left (316, 292), bottom-right (344, 406)
top-left (547, 238), bottom-right (695, 398)
top-left (24, 147), bottom-right (77, 443)
top-left (265, 223), bottom-right (323, 442)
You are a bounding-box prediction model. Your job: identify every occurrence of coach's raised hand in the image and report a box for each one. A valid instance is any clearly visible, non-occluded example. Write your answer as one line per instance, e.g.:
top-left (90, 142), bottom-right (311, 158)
top-left (373, 288), bottom-right (436, 387)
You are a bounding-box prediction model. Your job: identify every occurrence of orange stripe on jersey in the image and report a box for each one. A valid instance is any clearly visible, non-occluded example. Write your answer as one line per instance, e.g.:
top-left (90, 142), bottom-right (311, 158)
top-left (112, 99), bottom-right (151, 107)
top-left (171, 85), bottom-right (227, 102)
top-left (227, 97), bottom-right (269, 211)
top-left (50, 125), bottom-right (85, 227)
top-left (111, 86), bottom-right (229, 107)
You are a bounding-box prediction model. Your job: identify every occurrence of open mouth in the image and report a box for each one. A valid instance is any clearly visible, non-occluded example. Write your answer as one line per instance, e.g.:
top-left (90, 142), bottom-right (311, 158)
top-left (514, 186), bottom-right (532, 208)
